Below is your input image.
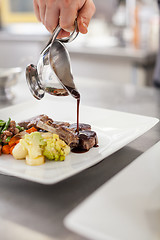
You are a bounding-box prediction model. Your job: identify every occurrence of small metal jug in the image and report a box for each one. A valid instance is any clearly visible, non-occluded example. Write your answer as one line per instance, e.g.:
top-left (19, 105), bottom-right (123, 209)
top-left (26, 21), bottom-right (80, 100)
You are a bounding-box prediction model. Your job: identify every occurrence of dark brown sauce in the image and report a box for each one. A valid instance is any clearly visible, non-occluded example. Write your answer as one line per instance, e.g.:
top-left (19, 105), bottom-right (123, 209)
top-left (71, 147), bottom-right (89, 153)
top-left (69, 88), bottom-right (80, 134)
top-left (77, 98), bottom-right (80, 133)
top-left (64, 86), bottom-right (80, 134)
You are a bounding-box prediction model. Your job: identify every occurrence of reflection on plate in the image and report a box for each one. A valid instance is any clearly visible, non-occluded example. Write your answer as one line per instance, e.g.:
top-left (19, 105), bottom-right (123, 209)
top-left (64, 141), bottom-right (160, 240)
top-left (0, 99), bottom-right (158, 184)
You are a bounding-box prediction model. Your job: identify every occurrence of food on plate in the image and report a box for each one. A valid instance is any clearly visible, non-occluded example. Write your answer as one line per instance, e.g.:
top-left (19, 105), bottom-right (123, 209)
top-left (20, 132), bottom-right (46, 159)
top-left (0, 118), bottom-right (24, 155)
top-left (0, 114), bottom-right (98, 166)
top-left (19, 114), bottom-right (98, 150)
top-left (43, 133), bottom-right (70, 161)
top-left (12, 132), bottom-right (71, 166)
top-left (12, 142), bottom-right (28, 160)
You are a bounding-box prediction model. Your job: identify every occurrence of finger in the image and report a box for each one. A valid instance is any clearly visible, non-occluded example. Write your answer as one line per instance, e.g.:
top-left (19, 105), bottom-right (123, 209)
top-left (77, 0), bottom-right (96, 34)
top-left (59, 4), bottom-right (77, 32)
top-left (37, 0), bottom-right (46, 24)
top-left (33, 0), bottom-right (41, 22)
top-left (57, 30), bottom-right (70, 39)
top-left (44, 3), bottom-right (60, 33)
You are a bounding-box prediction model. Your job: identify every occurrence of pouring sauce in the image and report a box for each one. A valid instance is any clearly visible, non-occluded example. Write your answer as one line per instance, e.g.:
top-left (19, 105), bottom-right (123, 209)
top-left (71, 90), bottom-right (80, 134)
top-left (66, 86), bottom-right (81, 134)
top-left (76, 98), bottom-right (80, 133)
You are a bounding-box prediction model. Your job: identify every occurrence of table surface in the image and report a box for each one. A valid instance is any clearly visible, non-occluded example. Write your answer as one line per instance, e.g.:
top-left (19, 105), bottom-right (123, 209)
top-left (0, 77), bottom-right (160, 240)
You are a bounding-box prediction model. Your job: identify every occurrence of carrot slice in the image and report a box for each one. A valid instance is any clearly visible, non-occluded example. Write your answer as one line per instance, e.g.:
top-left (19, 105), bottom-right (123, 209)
top-left (2, 145), bottom-right (11, 154)
top-left (10, 145), bottom-right (15, 154)
top-left (9, 140), bottom-right (20, 154)
top-left (9, 135), bottom-right (21, 147)
top-left (26, 127), bottom-right (37, 134)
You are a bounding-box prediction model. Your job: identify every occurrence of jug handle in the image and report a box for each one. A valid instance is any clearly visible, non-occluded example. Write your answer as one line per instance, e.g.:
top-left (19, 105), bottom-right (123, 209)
top-left (41, 20), bottom-right (79, 54)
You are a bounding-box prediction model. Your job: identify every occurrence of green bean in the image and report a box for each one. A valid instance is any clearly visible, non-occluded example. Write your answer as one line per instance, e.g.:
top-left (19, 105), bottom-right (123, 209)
top-left (0, 120), bottom-right (5, 127)
top-left (2, 118), bottom-right (11, 132)
top-left (0, 126), bottom-right (3, 134)
top-left (5, 137), bottom-right (11, 143)
top-left (16, 125), bottom-right (24, 131)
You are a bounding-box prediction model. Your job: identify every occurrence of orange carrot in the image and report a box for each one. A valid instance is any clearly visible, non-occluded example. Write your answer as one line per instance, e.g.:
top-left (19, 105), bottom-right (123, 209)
top-left (10, 145), bottom-right (16, 154)
top-left (2, 145), bottom-right (11, 154)
top-left (26, 127), bottom-right (37, 134)
top-left (15, 139), bottom-right (20, 145)
top-left (9, 135), bottom-right (21, 147)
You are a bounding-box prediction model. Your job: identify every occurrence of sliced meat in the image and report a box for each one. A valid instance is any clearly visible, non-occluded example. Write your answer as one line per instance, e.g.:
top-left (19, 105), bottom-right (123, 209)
top-left (18, 115), bottom-right (51, 129)
top-left (78, 130), bottom-right (98, 150)
top-left (68, 123), bottom-right (91, 131)
top-left (56, 127), bottom-right (79, 148)
top-left (37, 120), bottom-right (79, 148)
top-left (37, 120), bottom-right (57, 134)
top-left (52, 121), bottom-right (70, 128)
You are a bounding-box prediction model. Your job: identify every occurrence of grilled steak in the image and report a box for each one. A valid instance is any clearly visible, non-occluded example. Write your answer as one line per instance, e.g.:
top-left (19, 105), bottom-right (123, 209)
top-left (37, 118), bottom-right (79, 148)
top-left (68, 123), bottom-right (91, 131)
top-left (78, 130), bottom-right (98, 150)
top-left (18, 115), bottom-right (98, 150)
top-left (18, 115), bottom-right (50, 129)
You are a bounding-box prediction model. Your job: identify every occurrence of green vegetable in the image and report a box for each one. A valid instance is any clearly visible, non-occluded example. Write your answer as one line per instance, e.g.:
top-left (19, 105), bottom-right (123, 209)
top-left (2, 118), bottom-right (11, 132)
top-left (0, 127), bottom-right (2, 134)
top-left (0, 120), bottom-right (5, 127)
top-left (5, 136), bottom-right (11, 143)
top-left (16, 125), bottom-right (24, 131)
top-left (43, 134), bottom-right (70, 161)
top-left (20, 132), bottom-right (46, 159)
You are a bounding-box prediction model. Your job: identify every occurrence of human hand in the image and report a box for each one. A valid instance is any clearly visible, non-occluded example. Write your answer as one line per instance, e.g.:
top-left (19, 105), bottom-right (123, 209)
top-left (33, 0), bottom-right (96, 38)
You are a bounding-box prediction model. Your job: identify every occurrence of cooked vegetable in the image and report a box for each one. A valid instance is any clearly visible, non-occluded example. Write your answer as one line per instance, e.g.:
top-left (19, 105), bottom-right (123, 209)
top-left (43, 134), bottom-right (70, 161)
top-left (5, 136), bottom-right (11, 143)
top-left (26, 155), bottom-right (45, 166)
top-left (9, 135), bottom-right (21, 147)
top-left (2, 118), bottom-right (11, 133)
top-left (16, 125), bottom-right (24, 131)
top-left (26, 127), bottom-right (37, 134)
top-left (20, 132), bottom-right (46, 159)
top-left (12, 142), bottom-right (28, 159)
top-left (0, 144), bottom-right (2, 155)
top-left (41, 132), bottom-right (53, 140)
top-left (0, 120), bottom-right (5, 127)
top-left (2, 145), bottom-right (11, 154)
top-left (10, 145), bottom-right (15, 155)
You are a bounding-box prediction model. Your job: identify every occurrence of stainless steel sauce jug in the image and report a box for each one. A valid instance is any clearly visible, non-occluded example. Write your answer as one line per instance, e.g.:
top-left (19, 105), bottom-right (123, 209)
top-left (26, 22), bottom-right (80, 100)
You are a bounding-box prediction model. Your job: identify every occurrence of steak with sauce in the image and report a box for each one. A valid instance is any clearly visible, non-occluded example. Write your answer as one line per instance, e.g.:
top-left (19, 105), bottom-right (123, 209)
top-left (18, 114), bottom-right (98, 150)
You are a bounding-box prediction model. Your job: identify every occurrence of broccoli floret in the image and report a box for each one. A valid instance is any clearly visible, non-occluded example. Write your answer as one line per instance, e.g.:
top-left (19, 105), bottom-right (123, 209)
top-left (43, 134), bottom-right (70, 161)
top-left (21, 132), bottom-right (46, 159)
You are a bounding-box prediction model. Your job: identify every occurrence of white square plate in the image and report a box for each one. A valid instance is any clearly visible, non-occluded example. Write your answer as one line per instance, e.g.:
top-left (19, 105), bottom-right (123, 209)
top-left (0, 99), bottom-right (158, 184)
top-left (64, 141), bottom-right (160, 240)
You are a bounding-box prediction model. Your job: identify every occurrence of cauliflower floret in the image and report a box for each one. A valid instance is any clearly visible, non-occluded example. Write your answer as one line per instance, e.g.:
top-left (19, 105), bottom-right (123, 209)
top-left (20, 132), bottom-right (46, 159)
top-left (43, 134), bottom-right (70, 161)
